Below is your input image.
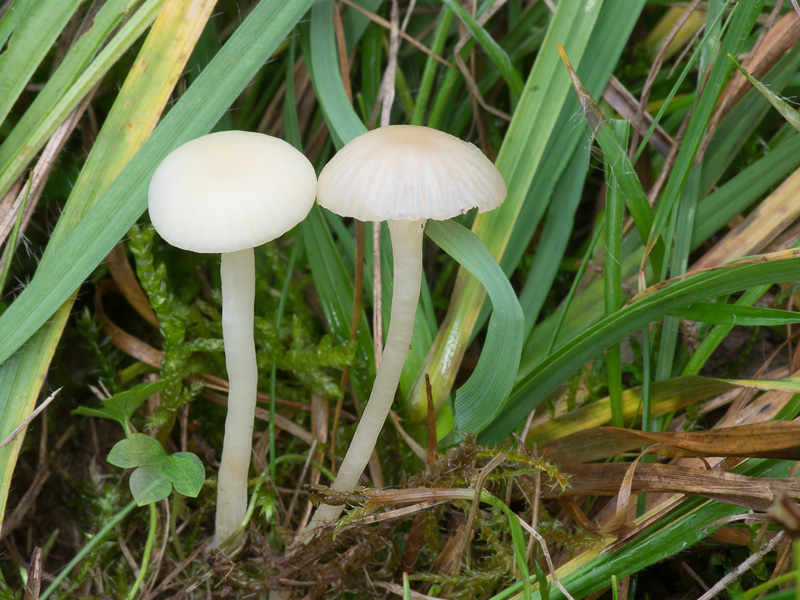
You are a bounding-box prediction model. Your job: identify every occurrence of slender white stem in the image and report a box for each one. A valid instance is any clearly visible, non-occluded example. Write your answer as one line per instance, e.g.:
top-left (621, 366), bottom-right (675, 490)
top-left (304, 218), bottom-right (425, 532)
top-left (214, 248), bottom-right (257, 545)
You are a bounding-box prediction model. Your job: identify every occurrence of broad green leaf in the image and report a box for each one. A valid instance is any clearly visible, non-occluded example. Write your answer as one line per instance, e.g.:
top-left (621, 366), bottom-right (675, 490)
top-left (108, 435), bottom-right (204, 505)
top-left (426, 220), bottom-right (523, 440)
top-left (107, 433), bottom-right (167, 469)
top-left (162, 452), bottom-right (205, 498)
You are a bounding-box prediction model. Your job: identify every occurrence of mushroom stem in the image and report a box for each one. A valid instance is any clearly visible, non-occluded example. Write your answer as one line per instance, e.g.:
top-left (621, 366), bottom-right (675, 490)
top-left (306, 218), bottom-right (425, 531)
top-left (215, 248), bottom-right (257, 545)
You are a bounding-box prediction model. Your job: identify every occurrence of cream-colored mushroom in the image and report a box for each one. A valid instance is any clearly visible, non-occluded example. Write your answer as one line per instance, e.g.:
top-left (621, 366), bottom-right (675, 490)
top-left (148, 130), bottom-right (316, 545)
top-left (308, 125), bottom-right (506, 531)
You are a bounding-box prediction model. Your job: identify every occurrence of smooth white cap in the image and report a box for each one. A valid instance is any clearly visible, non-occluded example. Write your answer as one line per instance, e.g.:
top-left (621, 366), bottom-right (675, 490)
top-left (317, 125), bottom-right (506, 222)
top-left (148, 130), bottom-right (317, 253)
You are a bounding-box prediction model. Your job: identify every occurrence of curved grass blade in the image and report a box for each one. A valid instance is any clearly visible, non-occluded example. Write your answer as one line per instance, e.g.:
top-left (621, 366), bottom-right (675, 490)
top-left (425, 220), bottom-right (523, 441)
top-left (406, 0), bottom-right (636, 421)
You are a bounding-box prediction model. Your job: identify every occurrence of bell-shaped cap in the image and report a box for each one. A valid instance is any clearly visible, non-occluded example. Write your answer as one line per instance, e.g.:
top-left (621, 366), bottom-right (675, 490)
top-left (148, 130), bottom-right (317, 253)
top-left (317, 125), bottom-right (506, 222)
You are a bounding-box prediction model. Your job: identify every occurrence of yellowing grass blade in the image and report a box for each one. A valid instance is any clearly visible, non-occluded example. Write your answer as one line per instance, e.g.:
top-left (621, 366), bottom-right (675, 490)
top-left (0, 0), bottom-right (216, 534)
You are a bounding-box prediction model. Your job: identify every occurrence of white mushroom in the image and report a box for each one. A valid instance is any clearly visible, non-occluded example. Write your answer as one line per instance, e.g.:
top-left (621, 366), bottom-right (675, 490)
top-left (308, 125), bottom-right (506, 530)
top-left (148, 130), bottom-right (317, 545)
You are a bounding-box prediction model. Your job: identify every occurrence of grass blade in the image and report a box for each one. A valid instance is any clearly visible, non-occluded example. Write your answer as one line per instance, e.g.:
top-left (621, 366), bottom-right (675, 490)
top-left (426, 220), bottom-right (523, 441)
top-left (0, 0), bottom-right (82, 124)
top-left (0, 0), bottom-right (315, 365)
top-left (481, 252), bottom-right (800, 443)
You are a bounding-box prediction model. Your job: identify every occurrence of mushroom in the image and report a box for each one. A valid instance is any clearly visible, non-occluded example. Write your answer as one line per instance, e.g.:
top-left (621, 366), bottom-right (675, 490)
top-left (308, 125), bottom-right (506, 529)
top-left (147, 130), bottom-right (316, 545)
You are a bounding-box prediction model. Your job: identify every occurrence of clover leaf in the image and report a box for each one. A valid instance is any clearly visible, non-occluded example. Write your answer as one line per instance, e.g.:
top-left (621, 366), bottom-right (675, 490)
top-left (107, 433), bottom-right (205, 506)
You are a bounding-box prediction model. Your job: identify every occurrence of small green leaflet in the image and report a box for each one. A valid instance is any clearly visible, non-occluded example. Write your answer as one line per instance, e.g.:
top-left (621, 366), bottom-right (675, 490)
top-left (72, 379), bottom-right (166, 435)
top-left (107, 433), bottom-right (204, 506)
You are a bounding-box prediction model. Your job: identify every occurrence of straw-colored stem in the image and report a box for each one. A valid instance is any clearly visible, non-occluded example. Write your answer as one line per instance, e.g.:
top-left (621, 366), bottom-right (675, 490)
top-left (214, 248), bottom-right (257, 545)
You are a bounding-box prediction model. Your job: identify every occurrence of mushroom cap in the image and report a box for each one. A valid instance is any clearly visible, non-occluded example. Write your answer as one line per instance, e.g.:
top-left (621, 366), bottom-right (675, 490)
top-left (317, 125), bottom-right (507, 222)
top-left (148, 130), bottom-right (317, 253)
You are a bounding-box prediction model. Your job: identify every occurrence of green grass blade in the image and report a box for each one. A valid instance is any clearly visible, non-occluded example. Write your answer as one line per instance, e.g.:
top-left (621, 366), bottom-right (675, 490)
top-left (300, 206), bottom-right (375, 397)
top-left (0, 0), bottom-right (315, 365)
top-left (518, 142), bottom-right (588, 341)
top-left (699, 42), bottom-right (800, 196)
top-left (439, 0), bottom-right (524, 101)
top-left (0, 0), bottom-right (142, 180)
top-left (410, 7), bottom-right (454, 126)
top-left (654, 165), bottom-right (701, 387)
top-left (681, 285), bottom-right (770, 376)
top-left (648, 0), bottom-right (761, 257)
top-left (481, 254), bottom-right (800, 443)
top-left (728, 53), bottom-right (800, 132)
top-left (670, 303), bottom-right (800, 326)
top-left (308, 0), bottom-right (366, 147)
top-left (0, 0), bottom-right (165, 202)
top-left (693, 131), bottom-right (800, 249)
top-left (0, 0), bottom-right (220, 534)
top-left (407, 0), bottom-right (645, 421)
top-left (0, 0), bottom-right (82, 125)
top-left (604, 120), bottom-right (627, 428)
top-left (426, 220), bottom-right (523, 440)
top-left (559, 47), bottom-right (661, 271)
top-left (0, 0), bottom-right (33, 51)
